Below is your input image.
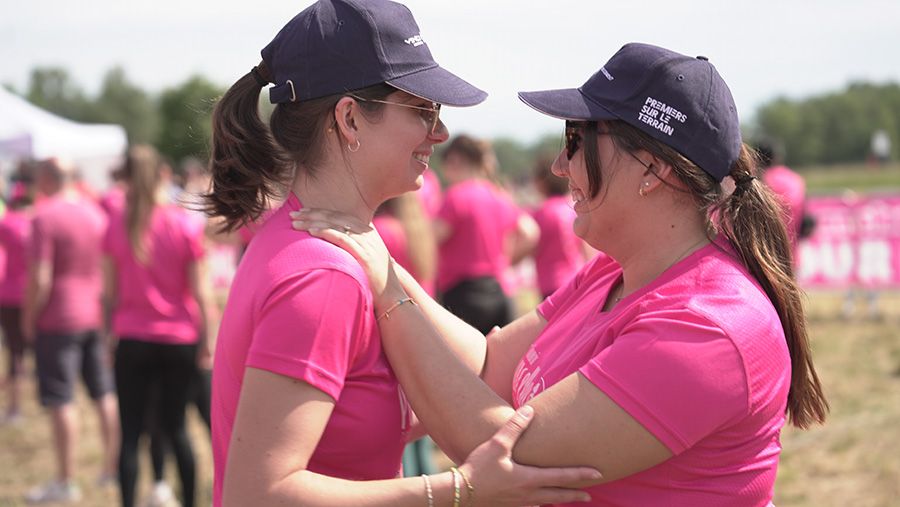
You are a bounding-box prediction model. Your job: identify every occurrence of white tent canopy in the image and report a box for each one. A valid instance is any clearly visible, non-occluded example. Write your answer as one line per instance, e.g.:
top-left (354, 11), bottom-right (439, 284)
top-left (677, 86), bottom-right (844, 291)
top-left (0, 87), bottom-right (127, 191)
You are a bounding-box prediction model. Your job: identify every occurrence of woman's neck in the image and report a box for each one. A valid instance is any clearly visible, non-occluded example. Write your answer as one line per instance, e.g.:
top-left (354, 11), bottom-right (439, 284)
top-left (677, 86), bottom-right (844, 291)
top-left (291, 165), bottom-right (378, 224)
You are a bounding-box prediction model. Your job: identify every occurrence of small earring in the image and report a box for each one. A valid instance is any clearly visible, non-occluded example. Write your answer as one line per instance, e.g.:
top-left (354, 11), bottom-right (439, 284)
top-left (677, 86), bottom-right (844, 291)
top-left (639, 181), bottom-right (650, 197)
top-left (348, 139), bottom-right (361, 152)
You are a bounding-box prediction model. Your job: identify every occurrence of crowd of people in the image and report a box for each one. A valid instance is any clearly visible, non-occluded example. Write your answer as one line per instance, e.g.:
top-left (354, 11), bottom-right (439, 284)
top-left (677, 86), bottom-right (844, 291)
top-left (1, 1), bottom-right (833, 506)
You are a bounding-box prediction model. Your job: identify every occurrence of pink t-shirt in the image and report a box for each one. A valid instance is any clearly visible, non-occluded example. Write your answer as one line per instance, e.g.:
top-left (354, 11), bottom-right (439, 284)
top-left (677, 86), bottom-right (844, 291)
top-left (102, 205), bottom-right (205, 344)
top-left (30, 195), bottom-right (106, 333)
top-left (762, 166), bottom-right (805, 248)
top-left (99, 185), bottom-right (126, 217)
top-left (211, 194), bottom-right (409, 506)
top-left (0, 209), bottom-right (31, 305)
top-left (531, 196), bottom-right (585, 297)
top-left (436, 179), bottom-right (521, 293)
top-left (373, 215), bottom-right (412, 274)
top-left (513, 239), bottom-right (789, 506)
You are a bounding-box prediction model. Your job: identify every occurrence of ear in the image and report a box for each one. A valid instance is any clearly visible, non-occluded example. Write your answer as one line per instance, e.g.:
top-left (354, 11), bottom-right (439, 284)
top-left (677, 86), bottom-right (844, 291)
top-left (333, 97), bottom-right (360, 145)
top-left (639, 152), bottom-right (674, 193)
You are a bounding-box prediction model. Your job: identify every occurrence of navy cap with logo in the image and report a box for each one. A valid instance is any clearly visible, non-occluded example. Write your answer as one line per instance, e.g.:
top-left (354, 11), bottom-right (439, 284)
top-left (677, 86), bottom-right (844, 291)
top-left (518, 43), bottom-right (741, 182)
top-left (262, 0), bottom-right (487, 107)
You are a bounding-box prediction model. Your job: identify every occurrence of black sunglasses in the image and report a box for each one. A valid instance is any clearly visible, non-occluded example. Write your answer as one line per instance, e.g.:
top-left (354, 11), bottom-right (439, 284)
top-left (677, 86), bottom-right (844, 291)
top-left (565, 120), bottom-right (590, 160)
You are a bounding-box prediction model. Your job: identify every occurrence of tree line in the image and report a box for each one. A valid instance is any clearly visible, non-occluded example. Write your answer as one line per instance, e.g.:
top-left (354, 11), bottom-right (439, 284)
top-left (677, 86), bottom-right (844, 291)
top-left (5, 67), bottom-right (898, 175)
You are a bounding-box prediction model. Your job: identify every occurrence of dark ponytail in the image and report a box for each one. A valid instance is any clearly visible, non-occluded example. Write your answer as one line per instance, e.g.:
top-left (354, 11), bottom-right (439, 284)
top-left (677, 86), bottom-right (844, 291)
top-left (203, 62), bottom-right (293, 232)
top-left (602, 120), bottom-right (828, 429)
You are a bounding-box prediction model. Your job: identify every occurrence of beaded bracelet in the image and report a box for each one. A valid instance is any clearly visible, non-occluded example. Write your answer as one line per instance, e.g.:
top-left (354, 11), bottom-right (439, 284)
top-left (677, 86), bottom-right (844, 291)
top-left (376, 297), bottom-right (417, 321)
top-left (421, 474), bottom-right (433, 507)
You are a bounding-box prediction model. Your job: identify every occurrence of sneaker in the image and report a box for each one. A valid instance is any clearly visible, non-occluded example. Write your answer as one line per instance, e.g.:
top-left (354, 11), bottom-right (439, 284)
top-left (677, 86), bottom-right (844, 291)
top-left (142, 481), bottom-right (180, 507)
top-left (2, 412), bottom-right (23, 426)
top-left (25, 480), bottom-right (82, 504)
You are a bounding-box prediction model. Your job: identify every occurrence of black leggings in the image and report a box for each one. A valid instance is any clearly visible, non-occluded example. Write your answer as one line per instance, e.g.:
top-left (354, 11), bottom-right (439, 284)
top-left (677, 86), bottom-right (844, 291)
top-left (150, 367), bottom-right (211, 481)
top-left (440, 276), bottom-right (512, 335)
top-left (115, 340), bottom-right (197, 507)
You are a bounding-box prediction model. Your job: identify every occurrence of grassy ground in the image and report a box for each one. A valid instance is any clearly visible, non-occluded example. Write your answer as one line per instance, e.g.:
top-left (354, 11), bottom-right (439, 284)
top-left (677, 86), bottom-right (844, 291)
top-left (798, 162), bottom-right (900, 194)
top-left (1, 290), bottom-right (898, 506)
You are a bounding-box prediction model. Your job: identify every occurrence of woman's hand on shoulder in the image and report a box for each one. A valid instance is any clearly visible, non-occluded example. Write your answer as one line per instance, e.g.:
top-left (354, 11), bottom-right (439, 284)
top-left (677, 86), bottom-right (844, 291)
top-left (290, 208), bottom-right (398, 305)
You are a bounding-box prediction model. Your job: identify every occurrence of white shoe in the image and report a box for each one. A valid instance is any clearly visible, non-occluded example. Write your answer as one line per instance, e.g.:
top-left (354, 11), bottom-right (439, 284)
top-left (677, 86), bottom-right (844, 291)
top-left (142, 481), bottom-right (180, 507)
top-left (25, 480), bottom-right (82, 504)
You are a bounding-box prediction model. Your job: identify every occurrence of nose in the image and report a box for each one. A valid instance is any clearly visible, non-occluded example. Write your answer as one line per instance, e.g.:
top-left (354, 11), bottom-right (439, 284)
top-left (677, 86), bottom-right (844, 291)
top-left (428, 119), bottom-right (450, 144)
top-left (550, 149), bottom-right (569, 178)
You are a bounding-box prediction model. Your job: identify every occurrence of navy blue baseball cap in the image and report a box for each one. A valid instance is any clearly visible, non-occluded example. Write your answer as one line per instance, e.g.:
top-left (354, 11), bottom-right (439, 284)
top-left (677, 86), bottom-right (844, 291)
top-left (262, 0), bottom-right (487, 107)
top-left (518, 43), bottom-right (741, 182)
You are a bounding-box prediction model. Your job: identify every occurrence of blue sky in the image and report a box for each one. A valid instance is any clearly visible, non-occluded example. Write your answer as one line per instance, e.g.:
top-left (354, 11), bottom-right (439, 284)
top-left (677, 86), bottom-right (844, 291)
top-left (3, 0), bottom-right (899, 142)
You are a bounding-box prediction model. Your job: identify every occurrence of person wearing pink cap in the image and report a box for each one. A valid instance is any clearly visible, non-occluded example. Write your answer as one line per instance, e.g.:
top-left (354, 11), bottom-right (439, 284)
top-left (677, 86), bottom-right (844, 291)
top-left (203, 1), bottom-right (597, 506)
top-left (296, 42), bottom-right (829, 506)
top-left (0, 175), bottom-right (34, 425)
top-left (103, 145), bottom-right (213, 507)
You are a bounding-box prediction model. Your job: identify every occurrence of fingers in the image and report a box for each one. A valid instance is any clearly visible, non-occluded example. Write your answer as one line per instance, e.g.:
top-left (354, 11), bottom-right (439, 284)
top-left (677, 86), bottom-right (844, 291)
top-left (491, 405), bottom-right (535, 452)
top-left (528, 487), bottom-right (592, 504)
top-left (520, 465), bottom-right (603, 487)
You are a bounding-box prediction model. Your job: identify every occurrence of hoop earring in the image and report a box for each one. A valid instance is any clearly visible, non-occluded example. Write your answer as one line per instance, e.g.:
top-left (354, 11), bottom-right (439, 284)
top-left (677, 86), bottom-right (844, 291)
top-left (348, 139), bottom-right (361, 153)
top-left (638, 181), bottom-right (650, 197)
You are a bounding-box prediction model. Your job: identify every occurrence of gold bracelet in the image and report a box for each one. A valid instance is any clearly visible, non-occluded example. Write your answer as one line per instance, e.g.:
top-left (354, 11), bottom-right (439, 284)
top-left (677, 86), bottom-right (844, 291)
top-left (376, 297), bottom-right (417, 321)
top-left (421, 474), bottom-right (433, 507)
top-left (449, 467), bottom-right (461, 507)
top-left (456, 467), bottom-right (474, 506)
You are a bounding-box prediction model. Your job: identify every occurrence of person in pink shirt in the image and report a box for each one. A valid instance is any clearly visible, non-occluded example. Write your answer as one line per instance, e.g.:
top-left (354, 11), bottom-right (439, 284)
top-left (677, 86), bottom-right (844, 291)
top-left (0, 177), bottom-right (34, 424)
top-left (435, 135), bottom-right (539, 334)
top-left (530, 158), bottom-right (593, 299)
top-left (756, 142), bottom-right (809, 255)
top-left (103, 145), bottom-right (213, 507)
top-left (296, 43), bottom-right (829, 506)
top-left (203, 1), bottom-right (596, 507)
top-left (22, 158), bottom-right (120, 504)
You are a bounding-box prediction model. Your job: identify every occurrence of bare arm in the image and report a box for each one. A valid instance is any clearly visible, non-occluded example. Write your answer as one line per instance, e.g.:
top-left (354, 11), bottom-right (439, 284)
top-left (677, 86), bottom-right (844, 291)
top-left (21, 258), bottom-right (51, 342)
top-left (224, 368), bottom-right (596, 506)
top-left (293, 209), bottom-right (671, 484)
top-left (508, 213), bottom-right (540, 266)
top-left (187, 257), bottom-right (216, 368)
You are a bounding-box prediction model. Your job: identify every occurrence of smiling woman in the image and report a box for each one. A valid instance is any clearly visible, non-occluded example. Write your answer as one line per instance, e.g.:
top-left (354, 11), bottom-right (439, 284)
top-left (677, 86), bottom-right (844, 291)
top-left (199, 1), bottom-right (597, 507)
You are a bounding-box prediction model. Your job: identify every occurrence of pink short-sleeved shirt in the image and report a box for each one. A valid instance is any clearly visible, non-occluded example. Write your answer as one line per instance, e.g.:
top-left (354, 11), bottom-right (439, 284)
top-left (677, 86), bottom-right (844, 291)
top-left (103, 205), bottom-right (205, 344)
top-left (514, 239), bottom-right (789, 506)
top-left (30, 196), bottom-right (106, 333)
top-left (211, 194), bottom-right (409, 506)
top-left (531, 196), bottom-right (585, 297)
top-left (436, 179), bottom-right (520, 293)
top-left (0, 210), bottom-right (31, 305)
top-left (762, 166), bottom-right (805, 247)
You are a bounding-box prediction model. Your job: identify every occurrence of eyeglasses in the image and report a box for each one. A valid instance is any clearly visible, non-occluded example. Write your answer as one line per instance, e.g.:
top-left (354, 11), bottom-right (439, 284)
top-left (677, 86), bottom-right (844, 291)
top-left (350, 95), bottom-right (442, 135)
top-left (564, 120), bottom-right (652, 169)
top-left (565, 120), bottom-right (588, 160)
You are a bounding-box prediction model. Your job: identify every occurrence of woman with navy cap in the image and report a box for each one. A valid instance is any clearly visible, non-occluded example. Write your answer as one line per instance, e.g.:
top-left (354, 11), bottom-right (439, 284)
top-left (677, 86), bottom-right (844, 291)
top-left (204, 1), bottom-right (597, 506)
top-left (295, 42), bottom-right (829, 505)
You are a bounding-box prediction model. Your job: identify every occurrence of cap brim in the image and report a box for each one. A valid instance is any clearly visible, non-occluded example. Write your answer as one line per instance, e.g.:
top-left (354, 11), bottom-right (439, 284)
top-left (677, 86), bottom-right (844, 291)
top-left (518, 88), bottom-right (618, 121)
top-left (388, 65), bottom-right (487, 107)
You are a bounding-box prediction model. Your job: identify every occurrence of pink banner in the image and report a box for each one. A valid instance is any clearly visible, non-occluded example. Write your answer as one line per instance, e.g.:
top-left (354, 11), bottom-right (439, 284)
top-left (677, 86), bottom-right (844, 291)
top-left (797, 194), bottom-right (900, 288)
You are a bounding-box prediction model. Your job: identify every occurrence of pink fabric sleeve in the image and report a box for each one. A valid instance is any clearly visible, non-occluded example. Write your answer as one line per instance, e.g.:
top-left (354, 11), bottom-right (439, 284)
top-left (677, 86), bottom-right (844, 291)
top-left (536, 267), bottom-right (583, 321)
top-left (579, 308), bottom-right (749, 454)
top-left (246, 269), bottom-right (372, 401)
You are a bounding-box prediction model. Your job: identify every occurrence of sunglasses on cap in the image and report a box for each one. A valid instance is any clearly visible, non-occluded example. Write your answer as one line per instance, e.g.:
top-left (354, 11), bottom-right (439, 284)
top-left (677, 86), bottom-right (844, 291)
top-left (350, 95), bottom-right (442, 135)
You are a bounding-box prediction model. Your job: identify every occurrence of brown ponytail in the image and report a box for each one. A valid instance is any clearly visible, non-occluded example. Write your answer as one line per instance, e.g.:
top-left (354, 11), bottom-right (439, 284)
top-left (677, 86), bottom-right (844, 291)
top-left (123, 144), bottom-right (162, 264)
top-left (601, 120), bottom-right (828, 429)
top-left (721, 146), bottom-right (828, 428)
top-left (203, 62), bottom-right (396, 232)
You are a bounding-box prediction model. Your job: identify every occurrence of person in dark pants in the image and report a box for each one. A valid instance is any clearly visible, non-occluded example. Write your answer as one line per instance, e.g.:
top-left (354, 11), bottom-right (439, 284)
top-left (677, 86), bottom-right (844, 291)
top-left (103, 145), bottom-right (213, 507)
top-left (434, 135), bottom-right (539, 334)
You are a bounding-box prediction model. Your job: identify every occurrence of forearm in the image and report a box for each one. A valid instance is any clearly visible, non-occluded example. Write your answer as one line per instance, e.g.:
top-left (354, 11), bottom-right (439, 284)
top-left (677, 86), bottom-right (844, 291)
top-left (377, 297), bottom-right (515, 463)
top-left (391, 263), bottom-right (487, 374)
top-left (227, 467), bottom-right (455, 507)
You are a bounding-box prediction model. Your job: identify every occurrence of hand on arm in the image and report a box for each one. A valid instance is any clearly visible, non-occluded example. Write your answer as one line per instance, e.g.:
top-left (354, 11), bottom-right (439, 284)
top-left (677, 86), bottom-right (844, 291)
top-left (226, 368), bottom-right (597, 507)
top-left (290, 207), bottom-right (673, 485)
